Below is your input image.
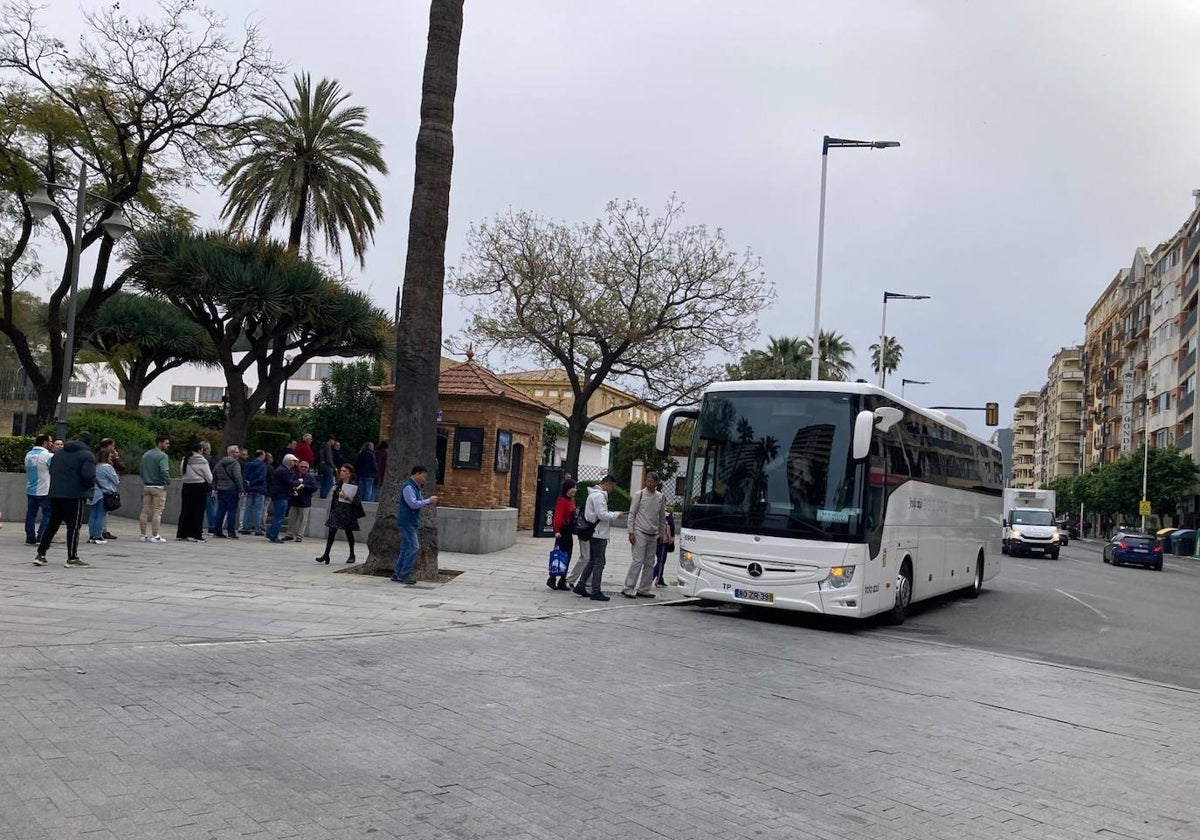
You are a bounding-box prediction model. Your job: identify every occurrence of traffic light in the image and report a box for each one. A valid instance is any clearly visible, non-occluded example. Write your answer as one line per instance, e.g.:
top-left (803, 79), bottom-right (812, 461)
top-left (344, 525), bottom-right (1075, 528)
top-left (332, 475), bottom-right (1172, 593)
top-left (985, 402), bottom-right (999, 426)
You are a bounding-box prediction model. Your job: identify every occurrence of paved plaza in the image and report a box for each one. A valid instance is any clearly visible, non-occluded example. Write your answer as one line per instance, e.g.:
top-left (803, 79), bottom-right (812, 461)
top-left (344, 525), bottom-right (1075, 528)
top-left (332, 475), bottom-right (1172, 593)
top-left (2, 525), bottom-right (1198, 839)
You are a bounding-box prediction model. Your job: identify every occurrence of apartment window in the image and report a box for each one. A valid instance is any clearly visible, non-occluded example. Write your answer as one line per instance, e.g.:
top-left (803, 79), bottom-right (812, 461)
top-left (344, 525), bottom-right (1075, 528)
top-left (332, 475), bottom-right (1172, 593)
top-left (171, 385), bottom-right (197, 402)
top-left (312, 363), bottom-right (334, 379)
top-left (197, 386), bottom-right (225, 403)
top-left (534, 389), bottom-right (545, 397)
top-left (68, 380), bottom-right (87, 398)
top-left (290, 363), bottom-right (313, 380)
top-left (284, 389), bottom-right (311, 407)
top-left (547, 389), bottom-right (557, 398)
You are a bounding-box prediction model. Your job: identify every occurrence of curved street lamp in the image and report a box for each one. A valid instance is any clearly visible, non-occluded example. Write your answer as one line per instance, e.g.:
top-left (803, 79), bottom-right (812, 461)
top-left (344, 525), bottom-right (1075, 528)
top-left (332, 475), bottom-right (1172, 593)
top-left (878, 291), bottom-right (929, 389)
top-left (26, 165), bottom-right (131, 438)
top-left (809, 135), bottom-right (900, 381)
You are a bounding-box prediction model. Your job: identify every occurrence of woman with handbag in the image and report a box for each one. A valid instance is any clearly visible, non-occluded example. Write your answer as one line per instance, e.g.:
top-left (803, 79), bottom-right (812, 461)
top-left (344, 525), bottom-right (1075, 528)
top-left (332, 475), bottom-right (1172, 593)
top-left (87, 446), bottom-right (121, 545)
top-left (315, 464), bottom-right (365, 564)
top-left (548, 479), bottom-right (577, 590)
top-left (177, 442), bottom-right (213, 542)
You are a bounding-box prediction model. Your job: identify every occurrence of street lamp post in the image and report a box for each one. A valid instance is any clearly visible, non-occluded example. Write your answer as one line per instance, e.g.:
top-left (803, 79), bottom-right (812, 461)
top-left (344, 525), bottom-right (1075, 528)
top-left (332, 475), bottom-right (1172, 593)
top-left (26, 165), bottom-right (132, 440)
top-left (809, 135), bottom-right (900, 381)
top-left (878, 291), bottom-right (929, 389)
top-left (900, 378), bottom-right (929, 400)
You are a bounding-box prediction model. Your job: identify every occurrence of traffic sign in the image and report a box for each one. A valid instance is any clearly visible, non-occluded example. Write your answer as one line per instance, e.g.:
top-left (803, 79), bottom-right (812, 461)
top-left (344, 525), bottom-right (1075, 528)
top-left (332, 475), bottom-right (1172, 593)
top-left (1139, 500), bottom-right (1152, 517)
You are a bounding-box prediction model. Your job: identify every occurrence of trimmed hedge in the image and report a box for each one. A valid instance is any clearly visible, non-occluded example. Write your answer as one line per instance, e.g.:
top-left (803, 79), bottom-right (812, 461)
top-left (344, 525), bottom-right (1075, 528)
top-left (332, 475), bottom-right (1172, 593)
top-left (0, 435), bottom-right (34, 472)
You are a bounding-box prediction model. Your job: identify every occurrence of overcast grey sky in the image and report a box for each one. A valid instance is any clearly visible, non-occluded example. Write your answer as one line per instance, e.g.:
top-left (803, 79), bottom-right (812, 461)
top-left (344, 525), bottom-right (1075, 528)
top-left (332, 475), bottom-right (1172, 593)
top-left (45, 0), bottom-right (1200, 434)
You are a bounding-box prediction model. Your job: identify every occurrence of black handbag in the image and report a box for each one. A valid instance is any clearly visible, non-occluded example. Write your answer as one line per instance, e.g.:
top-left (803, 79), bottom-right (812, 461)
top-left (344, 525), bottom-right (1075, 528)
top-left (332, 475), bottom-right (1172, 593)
top-left (102, 491), bottom-right (121, 512)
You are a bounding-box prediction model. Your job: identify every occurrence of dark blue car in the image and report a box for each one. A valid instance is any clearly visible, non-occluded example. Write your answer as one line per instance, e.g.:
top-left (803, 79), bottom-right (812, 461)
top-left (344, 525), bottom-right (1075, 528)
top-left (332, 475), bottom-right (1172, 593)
top-left (1102, 532), bottom-right (1163, 571)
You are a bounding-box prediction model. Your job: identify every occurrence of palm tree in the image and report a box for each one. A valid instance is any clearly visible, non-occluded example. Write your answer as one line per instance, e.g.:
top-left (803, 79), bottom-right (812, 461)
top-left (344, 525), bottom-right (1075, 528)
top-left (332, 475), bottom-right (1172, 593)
top-left (869, 335), bottom-right (904, 378)
top-left (804, 330), bottom-right (856, 381)
top-left (365, 0), bottom-right (464, 579)
top-left (220, 73), bottom-right (388, 267)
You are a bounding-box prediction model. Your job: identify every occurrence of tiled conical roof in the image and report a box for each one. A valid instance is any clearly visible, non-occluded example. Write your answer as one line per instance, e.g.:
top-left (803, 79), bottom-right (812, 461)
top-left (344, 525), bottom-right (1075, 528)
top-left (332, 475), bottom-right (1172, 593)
top-left (438, 359), bottom-right (548, 411)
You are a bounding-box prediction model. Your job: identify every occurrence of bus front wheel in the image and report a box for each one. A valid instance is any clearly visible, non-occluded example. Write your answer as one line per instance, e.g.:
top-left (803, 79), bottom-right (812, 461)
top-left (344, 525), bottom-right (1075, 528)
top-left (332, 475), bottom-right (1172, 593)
top-left (888, 560), bottom-right (913, 625)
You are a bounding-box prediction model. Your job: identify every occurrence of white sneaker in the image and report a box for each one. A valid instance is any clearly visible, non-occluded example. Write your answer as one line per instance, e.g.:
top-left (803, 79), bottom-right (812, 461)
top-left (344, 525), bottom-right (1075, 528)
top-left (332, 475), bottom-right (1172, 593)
top-left (149, 535), bottom-right (167, 543)
top-left (87, 538), bottom-right (107, 545)
top-left (139, 534), bottom-right (150, 542)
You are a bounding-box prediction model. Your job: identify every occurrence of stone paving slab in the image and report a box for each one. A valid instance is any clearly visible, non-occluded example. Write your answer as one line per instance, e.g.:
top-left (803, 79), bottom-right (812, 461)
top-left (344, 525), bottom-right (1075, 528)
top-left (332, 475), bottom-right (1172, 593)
top-left (0, 524), bottom-right (682, 650)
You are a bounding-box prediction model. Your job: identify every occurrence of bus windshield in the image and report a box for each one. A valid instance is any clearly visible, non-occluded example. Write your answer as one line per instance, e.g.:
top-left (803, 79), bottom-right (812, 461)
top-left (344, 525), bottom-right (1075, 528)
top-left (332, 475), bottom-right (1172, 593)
top-left (683, 390), bottom-right (863, 541)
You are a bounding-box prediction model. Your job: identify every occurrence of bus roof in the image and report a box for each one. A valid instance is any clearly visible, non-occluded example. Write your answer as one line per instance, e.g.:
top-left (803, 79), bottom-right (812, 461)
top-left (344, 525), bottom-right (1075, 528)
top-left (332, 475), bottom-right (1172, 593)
top-left (701, 380), bottom-right (998, 450)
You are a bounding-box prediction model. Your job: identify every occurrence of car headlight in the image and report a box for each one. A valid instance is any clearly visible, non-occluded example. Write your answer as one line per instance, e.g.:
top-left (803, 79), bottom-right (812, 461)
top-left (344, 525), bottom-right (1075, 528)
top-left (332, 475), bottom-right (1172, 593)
top-left (821, 565), bottom-right (856, 589)
top-left (1051, 530), bottom-right (1061, 543)
top-left (680, 549), bottom-right (696, 572)
top-left (1009, 529), bottom-right (1022, 540)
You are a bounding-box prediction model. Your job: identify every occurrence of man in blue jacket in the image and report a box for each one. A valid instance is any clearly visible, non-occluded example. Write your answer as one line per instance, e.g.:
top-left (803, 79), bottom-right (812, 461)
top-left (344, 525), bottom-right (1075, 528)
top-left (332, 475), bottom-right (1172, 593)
top-left (391, 465), bottom-right (439, 585)
top-left (267, 454), bottom-right (298, 543)
top-left (35, 432), bottom-right (96, 568)
top-left (239, 450), bottom-right (269, 535)
top-left (23, 433), bottom-right (53, 545)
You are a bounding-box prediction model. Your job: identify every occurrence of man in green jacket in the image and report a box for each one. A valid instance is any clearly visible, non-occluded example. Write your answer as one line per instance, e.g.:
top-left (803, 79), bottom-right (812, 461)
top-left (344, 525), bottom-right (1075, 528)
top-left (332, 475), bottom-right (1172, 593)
top-left (139, 436), bottom-right (171, 543)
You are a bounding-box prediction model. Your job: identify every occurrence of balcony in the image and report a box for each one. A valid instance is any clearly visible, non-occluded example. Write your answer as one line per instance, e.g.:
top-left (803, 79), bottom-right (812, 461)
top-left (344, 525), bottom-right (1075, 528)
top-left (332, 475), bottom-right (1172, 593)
top-left (1179, 389), bottom-right (1195, 416)
top-left (1183, 308), bottom-right (1198, 336)
top-left (1182, 431), bottom-right (1194, 451)
top-left (1186, 269), bottom-right (1199, 305)
top-left (1061, 369), bottom-right (1084, 380)
top-left (1180, 348), bottom-right (1196, 377)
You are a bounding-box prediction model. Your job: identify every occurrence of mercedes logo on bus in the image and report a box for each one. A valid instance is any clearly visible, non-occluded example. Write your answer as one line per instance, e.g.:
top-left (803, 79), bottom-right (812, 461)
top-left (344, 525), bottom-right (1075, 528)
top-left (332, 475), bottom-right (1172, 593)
top-left (747, 562), bottom-right (764, 578)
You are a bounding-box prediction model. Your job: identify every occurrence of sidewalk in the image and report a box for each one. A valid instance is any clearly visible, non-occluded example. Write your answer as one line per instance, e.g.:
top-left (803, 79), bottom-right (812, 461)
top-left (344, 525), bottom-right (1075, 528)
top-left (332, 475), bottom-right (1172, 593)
top-left (0, 523), bottom-right (684, 650)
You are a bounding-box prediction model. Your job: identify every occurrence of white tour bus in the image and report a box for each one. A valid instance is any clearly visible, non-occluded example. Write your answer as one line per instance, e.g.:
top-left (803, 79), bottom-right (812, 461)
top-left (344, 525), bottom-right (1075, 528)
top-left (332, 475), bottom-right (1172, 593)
top-left (656, 380), bottom-right (1004, 623)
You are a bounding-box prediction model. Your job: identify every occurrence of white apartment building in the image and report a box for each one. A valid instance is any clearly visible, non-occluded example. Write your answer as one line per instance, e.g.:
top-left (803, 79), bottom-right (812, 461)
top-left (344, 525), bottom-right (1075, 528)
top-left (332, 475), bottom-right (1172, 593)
top-left (1147, 234), bottom-right (1185, 448)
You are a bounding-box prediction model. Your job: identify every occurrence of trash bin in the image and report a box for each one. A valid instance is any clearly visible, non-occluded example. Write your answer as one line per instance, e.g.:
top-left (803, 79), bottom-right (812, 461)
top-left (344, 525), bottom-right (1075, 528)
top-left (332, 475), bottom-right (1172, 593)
top-left (1171, 529), bottom-right (1196, 556)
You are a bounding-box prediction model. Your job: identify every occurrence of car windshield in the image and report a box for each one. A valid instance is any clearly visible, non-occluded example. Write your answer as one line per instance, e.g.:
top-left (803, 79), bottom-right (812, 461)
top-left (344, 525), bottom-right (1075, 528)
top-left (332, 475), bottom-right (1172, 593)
top-left (682, 390), bottom-right (863, 541)
top-left (1011, 509), bottom-right (1055, 526)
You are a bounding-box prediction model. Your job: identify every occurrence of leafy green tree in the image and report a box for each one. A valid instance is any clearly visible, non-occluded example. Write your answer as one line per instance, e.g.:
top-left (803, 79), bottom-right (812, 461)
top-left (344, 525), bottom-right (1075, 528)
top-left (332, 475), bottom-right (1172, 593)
top-left (81, 292), bottom-right (217, 410)
top-left (151, 401), bottom-right (228, 431)
top-left (128, 227), bottom-right (389, 447)
top-left (1065, 446), bottom-right (1197, 524)
top-left (542, 418), bottom-right (567, 465)
top-left (611, 421), bottom-right (679, 488)
top-left (365, 0), bottom-right (464, 580)
top-left (306, 361), bottom-right (383, 455)
top-left (450, 196), bottom-right (772, 476)
top-left (0, 1), bottom-right (276, 423)
top-left (869, 335), bottom-right (903, 379)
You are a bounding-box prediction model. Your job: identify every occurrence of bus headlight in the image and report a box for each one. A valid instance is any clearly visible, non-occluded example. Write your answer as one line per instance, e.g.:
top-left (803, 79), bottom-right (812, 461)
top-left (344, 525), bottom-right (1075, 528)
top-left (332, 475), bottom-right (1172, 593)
top-left (680, 549), bottom-right (696, 572)
top-left (821, 566), bottom-right (856, 589)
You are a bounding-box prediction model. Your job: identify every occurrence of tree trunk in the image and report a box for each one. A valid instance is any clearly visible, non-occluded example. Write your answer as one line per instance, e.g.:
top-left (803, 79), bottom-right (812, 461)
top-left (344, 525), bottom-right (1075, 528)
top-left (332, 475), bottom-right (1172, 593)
top-left (364, 0), bottom-right (463, 577)
top-left (563, 412), bottom-right (589, 478)
top-left (224, 394), bottom-right (251, 455)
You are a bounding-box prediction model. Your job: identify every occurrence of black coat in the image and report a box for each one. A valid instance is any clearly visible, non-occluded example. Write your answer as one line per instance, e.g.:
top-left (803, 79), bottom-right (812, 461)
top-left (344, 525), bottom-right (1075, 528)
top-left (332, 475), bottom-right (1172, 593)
top-left (48, 441), bottom-right (96, 499)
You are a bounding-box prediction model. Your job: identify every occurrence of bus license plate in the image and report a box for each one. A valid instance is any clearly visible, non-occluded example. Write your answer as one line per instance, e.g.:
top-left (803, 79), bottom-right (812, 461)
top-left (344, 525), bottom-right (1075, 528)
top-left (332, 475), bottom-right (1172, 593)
top-left (734, 588), bottom-right (774, 603)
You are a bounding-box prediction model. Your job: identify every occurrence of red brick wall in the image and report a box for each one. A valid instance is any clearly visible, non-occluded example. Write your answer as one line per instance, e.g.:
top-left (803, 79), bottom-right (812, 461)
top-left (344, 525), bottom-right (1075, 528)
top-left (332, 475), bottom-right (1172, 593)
top-left (377, 393), bottom-right (544, 530)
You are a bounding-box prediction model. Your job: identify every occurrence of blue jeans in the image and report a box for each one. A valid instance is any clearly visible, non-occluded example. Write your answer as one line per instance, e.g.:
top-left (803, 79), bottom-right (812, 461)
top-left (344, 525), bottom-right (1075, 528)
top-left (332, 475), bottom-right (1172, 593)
top-left (320, 469), bottom-right (333, 499)
top-left (215, 489), bottom-right (239, 535)
top-left (25, 494), bottom-right (50, 542)
top-left (393, 525), bottom-right (419, 580)
top-left (241, 493), bottom-right (264, 533)
top-left (88, 499), bottom-right (106, 540)
top-left (205, 492), bottom-right (218, 532)
top-left (267, 497), bottom-right (289, 541)
top-left (360, 476), bottom-right (375, 503)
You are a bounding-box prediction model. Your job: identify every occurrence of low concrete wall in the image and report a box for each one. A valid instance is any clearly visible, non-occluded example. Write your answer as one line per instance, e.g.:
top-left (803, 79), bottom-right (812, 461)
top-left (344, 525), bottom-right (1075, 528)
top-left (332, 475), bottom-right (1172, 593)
top-left (438, 506), bottom-right (517, 554)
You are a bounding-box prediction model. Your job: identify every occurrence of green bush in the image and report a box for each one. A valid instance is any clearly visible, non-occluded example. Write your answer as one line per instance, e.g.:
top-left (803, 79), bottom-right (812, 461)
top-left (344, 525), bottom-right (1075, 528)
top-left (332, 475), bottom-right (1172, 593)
top-left (252, 431), bottom-right (290, 460)
top-left (150, 401), bottom-right (227, 429)
top-left (575, 481), bottom-right (631, 512)
top-left (0, 435), bottom-right (34, 472)
top-left (48, 409), bottom-right (156, 473)
top-left (249, 413), bottom-right (301, 442)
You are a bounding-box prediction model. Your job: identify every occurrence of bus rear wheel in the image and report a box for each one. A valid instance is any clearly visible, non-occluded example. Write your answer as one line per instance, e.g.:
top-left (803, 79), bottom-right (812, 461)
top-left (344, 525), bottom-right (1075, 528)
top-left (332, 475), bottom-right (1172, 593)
top-left (964, 554), bottom-right (984, 599)
top-left (887, 560), bottom-right (913, 625)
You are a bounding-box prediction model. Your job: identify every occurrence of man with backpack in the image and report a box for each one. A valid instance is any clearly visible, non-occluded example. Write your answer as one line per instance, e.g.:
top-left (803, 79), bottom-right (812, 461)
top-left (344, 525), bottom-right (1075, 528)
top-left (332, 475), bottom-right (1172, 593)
top-left (571, 475), bottom-right (622, 602)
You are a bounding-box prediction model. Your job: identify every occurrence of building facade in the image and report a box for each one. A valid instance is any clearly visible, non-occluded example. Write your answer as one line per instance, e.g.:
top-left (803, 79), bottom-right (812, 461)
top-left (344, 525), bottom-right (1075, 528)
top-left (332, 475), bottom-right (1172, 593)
top-left (1039, 346), bottom-right (1085, 485)
top-left (1011, 392), bottom-right (1039, 488)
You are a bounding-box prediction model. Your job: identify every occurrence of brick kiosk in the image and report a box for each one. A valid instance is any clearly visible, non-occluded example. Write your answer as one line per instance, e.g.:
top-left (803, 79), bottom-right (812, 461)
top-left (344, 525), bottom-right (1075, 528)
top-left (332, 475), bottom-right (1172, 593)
top-left (374, 353), bottom-right (547, 551)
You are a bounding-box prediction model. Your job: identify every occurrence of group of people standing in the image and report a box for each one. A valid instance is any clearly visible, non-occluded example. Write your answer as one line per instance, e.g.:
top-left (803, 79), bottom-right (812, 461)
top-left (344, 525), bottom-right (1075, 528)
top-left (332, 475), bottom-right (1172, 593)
top-left (549, 472), bottom-right (676, 602)
top-left (24, 429), bottom-right (439, 582)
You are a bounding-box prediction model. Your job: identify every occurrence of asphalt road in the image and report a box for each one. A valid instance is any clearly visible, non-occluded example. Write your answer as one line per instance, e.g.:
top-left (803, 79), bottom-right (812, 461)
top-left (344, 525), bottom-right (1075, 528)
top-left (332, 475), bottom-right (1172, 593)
top-left (699, 537), bottom-right (1200, 690)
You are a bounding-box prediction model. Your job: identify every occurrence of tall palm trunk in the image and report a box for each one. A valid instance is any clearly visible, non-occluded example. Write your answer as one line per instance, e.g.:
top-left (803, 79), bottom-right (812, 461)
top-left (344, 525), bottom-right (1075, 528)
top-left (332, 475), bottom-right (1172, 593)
top-left (364, 0), bottom-right (464, 577)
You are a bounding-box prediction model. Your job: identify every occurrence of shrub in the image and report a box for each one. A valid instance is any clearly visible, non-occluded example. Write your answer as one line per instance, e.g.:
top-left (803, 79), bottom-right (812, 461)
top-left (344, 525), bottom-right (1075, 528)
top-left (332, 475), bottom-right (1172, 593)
top-left (575, 481), bottom-right (631, 512)
top-left (0, 435), bottom-right (34, 472)
top-left (47, 409), bottom-right (156, 473)
top-left (252, 431), bottom-right (290, 461)
top-left (151, 401), bottom-right (227, 429)
top-left (249, 413), bottom-right (301, 442)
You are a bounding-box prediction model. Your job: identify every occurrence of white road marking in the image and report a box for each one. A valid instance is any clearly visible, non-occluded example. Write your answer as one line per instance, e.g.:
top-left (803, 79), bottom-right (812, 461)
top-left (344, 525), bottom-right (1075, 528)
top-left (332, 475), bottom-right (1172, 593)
top-left (1055, 588), bottom-right (1108, 621)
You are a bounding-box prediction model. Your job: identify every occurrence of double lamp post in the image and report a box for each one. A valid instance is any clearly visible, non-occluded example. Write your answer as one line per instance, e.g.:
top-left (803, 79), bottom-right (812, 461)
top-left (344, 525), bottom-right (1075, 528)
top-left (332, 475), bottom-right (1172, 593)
top-left (25, 164), bottom-right (132, 439)
top-left (808, 135), bottom-right (930, 389)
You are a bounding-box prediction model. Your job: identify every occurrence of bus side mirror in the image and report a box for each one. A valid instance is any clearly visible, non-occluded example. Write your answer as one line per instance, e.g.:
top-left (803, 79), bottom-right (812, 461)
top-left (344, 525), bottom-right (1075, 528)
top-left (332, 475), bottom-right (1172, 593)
top-left (852, 411), bottom-right (874, 460)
